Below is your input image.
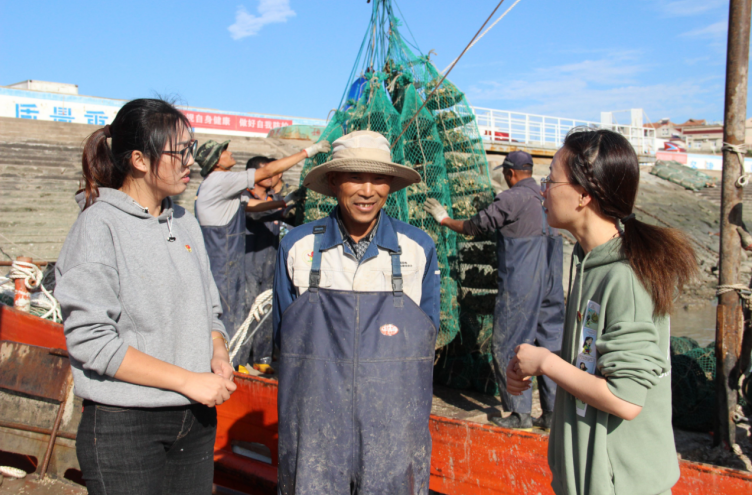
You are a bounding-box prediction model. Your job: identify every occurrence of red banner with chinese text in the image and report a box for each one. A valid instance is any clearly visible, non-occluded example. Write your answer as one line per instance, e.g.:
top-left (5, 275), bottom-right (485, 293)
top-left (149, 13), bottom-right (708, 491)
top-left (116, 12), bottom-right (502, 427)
top-left (182, 110), bottom-right (292, 133)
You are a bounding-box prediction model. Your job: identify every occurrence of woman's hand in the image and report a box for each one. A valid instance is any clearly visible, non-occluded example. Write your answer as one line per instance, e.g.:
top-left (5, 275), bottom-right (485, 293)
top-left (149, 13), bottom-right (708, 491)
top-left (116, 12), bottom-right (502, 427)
top-left (180, 372), bottom-right (237, 407)
top-left (514, 344), bottom-right (553, 377)
top-left (211, 331), bottom-right (235, 381)
top-left (211, 357), bottom-right (234, 381)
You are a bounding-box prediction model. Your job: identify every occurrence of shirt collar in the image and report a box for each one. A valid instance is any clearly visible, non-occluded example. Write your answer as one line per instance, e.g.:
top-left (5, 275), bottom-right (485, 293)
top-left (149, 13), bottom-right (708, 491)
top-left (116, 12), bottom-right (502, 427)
top-left (320, 208), bottom-right (400, 256)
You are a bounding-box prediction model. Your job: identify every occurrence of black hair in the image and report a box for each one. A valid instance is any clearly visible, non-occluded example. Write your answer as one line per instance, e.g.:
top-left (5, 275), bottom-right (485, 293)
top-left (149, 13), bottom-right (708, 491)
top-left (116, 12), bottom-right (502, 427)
top-left (246, 155), bottom-right (273, 170)
top-left (81, 98), bottom-right (191, 209)
top-left (562, 128), bottom-right (697, 316)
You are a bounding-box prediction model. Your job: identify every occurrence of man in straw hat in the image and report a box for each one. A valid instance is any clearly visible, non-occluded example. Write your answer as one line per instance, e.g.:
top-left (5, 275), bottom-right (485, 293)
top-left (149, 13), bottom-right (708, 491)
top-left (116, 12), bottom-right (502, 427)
top-left (194, 139), bottom-right (330, 365)
top-left (272, 130), bottom-right (440, 494)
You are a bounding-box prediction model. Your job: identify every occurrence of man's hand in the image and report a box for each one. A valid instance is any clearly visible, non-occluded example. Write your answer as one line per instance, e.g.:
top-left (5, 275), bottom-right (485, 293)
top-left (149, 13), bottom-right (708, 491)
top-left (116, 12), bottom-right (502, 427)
top-left (304, 140), bottom-right (331, 158)
top-left (284, 188), bottom-right (305, 206)
top-left (423, 198), bottom-right (449, 225)
top-left (211, 331), bottom-right (234, 381)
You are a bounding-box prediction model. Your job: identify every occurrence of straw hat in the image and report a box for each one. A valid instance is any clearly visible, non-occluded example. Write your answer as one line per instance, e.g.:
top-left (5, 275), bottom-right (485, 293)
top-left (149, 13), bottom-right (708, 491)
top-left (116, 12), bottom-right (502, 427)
top-left (303, 130), bottom-right (421, 197)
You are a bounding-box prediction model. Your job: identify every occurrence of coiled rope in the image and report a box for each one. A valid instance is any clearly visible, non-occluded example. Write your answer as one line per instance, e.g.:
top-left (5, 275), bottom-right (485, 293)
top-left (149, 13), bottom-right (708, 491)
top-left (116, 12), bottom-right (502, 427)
top-left (2, 260), bottom-right (61, 322)
top-left (716, 284), bottom-right (752, 309)
top-left (228, 289), bottom-right (273, 363)
top-left (721, 142), bottom-right (749, 187)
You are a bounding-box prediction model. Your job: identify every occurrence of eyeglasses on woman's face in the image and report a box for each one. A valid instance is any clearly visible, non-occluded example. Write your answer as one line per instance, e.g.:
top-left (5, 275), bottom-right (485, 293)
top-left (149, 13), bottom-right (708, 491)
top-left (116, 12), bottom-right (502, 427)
top-left (540, 175), bottom-right (570, 193)
top-left (164, 140), bottom-right (198, 166)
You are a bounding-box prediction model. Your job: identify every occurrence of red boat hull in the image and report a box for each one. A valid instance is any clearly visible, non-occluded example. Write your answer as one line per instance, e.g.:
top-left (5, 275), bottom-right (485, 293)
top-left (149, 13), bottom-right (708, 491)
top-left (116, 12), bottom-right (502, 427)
top-left (2, 305), bottom-right (751, 494)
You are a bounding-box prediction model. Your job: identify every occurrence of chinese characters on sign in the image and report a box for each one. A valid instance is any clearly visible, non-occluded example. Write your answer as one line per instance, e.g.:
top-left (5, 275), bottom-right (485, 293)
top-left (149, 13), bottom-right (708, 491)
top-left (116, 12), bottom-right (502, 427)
top-left (182, 110), bottom-right (292, 133)
top-left (16, 104), bottom-right (39, 119)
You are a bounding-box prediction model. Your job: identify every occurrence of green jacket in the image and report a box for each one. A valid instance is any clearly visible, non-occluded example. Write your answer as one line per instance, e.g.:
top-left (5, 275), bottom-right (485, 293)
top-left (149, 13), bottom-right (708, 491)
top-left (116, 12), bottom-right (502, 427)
top-left (548, 238), bottom-right (679, 495)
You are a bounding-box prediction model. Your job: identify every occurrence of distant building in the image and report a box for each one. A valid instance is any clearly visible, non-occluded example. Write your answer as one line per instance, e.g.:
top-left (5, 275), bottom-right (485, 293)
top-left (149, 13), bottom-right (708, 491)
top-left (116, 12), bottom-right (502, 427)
top-left (645, 118), bottom-right (678, 139)
top-left (678, 119), bottom-right (723, 153)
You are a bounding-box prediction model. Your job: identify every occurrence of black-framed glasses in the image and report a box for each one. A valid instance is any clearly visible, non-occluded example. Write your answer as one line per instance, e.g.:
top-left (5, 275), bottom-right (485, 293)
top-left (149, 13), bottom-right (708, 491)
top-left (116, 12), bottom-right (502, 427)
top-left (540, 175), bottom-right (569, 193)
top-left (164, 140), bottom-right (198, 165)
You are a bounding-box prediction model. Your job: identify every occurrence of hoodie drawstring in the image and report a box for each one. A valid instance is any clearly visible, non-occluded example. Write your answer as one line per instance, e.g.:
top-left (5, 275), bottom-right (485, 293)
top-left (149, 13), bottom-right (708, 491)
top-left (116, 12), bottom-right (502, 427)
top-left (166, 213), bottom-right (176, 242)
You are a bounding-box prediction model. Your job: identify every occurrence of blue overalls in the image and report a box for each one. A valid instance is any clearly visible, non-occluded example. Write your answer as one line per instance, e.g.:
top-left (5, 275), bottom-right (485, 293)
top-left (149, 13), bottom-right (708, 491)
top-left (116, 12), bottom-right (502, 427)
top-left (195, 187), bottom-right (248, 345)
top-left (277, 223), bottom-right (436, 495)
top-left (491, 204), bottom-right (565, 415)
top-left (240, 191), bottom-right (284, 366)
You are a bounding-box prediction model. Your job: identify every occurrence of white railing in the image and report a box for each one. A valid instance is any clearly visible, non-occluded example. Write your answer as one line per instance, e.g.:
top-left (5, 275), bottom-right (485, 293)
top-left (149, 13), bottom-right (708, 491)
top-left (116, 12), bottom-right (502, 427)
top-left (470, 107), bottom-right (657, 155)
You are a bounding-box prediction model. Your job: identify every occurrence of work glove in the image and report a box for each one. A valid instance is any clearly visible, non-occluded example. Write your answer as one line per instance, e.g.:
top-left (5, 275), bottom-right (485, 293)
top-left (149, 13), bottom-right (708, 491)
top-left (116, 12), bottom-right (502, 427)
top-left (284, 188), bottom-right (305, 206)
top-left (738, 226), bottom-right (752, 251)
top-left (304, 140), bottom-right (331, 158)
top-left (424, 198), bottom-right (449, 225)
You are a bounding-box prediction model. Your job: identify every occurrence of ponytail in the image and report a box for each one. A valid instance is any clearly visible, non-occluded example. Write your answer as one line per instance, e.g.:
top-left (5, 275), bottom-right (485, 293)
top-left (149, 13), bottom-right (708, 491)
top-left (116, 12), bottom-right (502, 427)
top-left (81, 127), bottom-right (124, 209)
top-left (621, 218), bottom-right (697, 316)
top-left (79, 98), bottom-right (192, 210)
top-left (563, 129), bottom-right (698, 316)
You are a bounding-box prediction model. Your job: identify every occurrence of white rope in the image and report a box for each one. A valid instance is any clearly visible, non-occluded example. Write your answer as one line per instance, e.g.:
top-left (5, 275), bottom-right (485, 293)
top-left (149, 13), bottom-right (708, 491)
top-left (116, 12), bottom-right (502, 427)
top-left (716, 284), bottom-right (752, 309)
top-left (441, 0), bottom-right (524, 74)
top-left (8, 260), bottom-right (61, 321)
top-left (228, 289), bottom-right (273, 363)
top-left (722, 142), bottom-right (749, 187)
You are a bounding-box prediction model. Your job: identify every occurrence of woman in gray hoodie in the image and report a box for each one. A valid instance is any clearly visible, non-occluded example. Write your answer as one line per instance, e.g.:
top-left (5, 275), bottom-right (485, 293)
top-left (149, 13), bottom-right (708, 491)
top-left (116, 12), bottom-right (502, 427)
top-left (54, 99), bottom-right (237, 495)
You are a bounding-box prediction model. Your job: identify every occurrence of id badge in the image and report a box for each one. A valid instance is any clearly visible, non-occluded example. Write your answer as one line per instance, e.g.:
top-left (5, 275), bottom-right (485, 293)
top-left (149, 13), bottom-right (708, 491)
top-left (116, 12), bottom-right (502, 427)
top-left (575, 300), bottom-right (601, 417)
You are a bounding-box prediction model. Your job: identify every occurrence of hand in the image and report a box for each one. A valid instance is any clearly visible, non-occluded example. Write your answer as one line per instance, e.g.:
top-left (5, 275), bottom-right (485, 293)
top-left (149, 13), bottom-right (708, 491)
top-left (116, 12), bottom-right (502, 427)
top-left (211, 356), bottom-right (234, 381)
top-left (284, 188), bottom-right (305, 206)
top-left (506, 357), bottom-right (532, 396)
top-left (423, 198), bottom-right (449, 225)
top-left (181, 372), bottom-right (237, 407)
top-left (738, 226), bottom-right (752, 250)
top-left (304, 140), bottom-right (331, 158)
top-left (514, 344), bottom-right (553, 377)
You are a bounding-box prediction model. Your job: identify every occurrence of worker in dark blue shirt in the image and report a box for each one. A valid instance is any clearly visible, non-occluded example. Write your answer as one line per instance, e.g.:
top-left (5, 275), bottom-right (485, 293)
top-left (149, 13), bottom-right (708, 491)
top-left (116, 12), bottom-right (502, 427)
top-left (425, 151), bottom-right (564, 430)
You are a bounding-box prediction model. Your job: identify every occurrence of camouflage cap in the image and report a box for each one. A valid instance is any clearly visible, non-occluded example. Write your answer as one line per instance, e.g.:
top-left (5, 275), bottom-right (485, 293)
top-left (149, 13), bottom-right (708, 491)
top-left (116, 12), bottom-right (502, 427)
top-left (196, 140), bottom-right (230, 177)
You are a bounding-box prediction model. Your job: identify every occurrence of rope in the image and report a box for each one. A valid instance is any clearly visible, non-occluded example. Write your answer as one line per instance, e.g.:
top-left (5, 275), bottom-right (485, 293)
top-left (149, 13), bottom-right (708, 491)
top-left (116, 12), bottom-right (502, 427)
top-left (441, 0), bottom-right (524, 74)
top-left (716, 284), bottom-right (752, 309)
top-left (391, 0), bottom-right (508, 149)
top-left (7, 260), bottom-right (61, 321)
top-left (228, 289), bottom-right (273, 363)
top-left (722, 142), bottom-right (749, 187)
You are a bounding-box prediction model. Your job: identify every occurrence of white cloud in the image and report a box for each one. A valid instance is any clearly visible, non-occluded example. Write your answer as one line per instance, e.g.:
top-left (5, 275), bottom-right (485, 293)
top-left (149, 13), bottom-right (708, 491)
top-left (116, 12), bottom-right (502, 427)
top-left (651, 0), bottom-right (727, 17)
top-left (680, 20), bottom-right (728, 40)
top-left (228, 0), bottom-right (296, 40)
top-left (465, 54), bottom-right (722, 122)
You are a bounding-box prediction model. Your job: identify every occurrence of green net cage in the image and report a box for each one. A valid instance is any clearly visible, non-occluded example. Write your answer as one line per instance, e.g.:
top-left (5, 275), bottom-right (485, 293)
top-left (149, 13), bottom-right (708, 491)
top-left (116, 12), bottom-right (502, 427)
top-left (297, 0), bottom-right (497, 355)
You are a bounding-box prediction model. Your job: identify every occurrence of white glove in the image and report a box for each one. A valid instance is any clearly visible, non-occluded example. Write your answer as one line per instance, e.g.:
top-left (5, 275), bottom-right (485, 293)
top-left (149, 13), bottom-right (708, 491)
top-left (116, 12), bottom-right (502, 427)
top-left (304, 140), bottom-right (331, 158)
top-left (424, 198), bottom-right (449, 225)
top-left (284, 188), bottom-right (305, 206)
top-left (250, 289), bottom-right (273, 322)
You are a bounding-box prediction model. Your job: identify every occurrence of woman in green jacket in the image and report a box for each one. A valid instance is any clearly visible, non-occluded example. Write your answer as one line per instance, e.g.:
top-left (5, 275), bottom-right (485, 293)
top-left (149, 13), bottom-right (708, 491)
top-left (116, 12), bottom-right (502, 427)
top-left (509, 128), bottom-right (697, 494)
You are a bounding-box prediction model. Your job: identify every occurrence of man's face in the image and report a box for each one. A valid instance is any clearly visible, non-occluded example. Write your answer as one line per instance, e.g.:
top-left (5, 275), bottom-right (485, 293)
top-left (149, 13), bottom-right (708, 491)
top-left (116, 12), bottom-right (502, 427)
top-left (327, 171), bottom-right (393, 227)
top-left (217, 149), bottom-right (236, 170)
top-left (256, 162), bottom-right (274, 189)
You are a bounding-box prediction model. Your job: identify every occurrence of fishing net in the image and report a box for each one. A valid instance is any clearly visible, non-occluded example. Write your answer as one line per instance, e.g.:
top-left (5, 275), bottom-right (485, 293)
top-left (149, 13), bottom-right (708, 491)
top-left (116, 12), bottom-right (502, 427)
top-left (650, 160), bottom-right (717, 191)
top-left (297, 0), bottom-right (497, 355)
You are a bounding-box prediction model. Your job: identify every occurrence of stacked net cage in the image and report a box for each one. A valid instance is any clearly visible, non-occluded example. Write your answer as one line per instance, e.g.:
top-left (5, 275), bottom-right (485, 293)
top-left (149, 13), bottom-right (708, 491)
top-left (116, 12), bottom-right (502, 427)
top-left (669, 336), bottom-right (749, 431)
top-left (297, 0), bottom-right (496, 361)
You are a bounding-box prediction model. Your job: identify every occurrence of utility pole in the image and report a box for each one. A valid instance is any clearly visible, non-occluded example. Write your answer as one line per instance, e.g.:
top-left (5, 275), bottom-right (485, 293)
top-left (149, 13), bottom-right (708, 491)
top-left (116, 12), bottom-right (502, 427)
top-left (715, 0), bottom-right (751, 448)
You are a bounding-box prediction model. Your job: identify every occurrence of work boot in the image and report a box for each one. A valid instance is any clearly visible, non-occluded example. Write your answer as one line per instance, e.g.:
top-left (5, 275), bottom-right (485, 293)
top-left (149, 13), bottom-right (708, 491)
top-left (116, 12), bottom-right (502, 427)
top-left (491, 412), bottom-right (533, 431)
top-left (533, 411), bottom-right (554, 431)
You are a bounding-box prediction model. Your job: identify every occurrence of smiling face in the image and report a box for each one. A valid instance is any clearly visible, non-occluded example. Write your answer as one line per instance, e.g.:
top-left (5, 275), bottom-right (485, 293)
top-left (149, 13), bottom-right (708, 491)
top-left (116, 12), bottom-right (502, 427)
top-left (542, 148), bottom-right (585, 230)
top-left (142, 125), bottom-right (194, 198)
top-left (327, 171), bottom-right (393, 236)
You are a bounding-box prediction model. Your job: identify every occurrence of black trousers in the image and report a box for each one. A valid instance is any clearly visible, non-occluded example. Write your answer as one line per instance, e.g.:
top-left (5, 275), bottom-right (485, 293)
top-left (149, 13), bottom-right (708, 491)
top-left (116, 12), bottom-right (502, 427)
top-left (76, 401), bottom-right (217, 495)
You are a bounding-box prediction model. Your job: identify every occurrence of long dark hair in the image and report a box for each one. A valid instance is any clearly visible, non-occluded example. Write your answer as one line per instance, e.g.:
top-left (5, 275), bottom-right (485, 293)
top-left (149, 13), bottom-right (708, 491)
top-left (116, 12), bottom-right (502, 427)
top-left (562, 128), bottom-right (697, 316)
top-left (81, 98), bottom-right (191, 208)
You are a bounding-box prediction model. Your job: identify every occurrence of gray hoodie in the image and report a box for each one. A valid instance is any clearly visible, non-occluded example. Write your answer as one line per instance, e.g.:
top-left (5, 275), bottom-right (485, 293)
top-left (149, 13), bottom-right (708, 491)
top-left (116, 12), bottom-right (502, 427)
top-left (55, 188), bottom-right (227, 407)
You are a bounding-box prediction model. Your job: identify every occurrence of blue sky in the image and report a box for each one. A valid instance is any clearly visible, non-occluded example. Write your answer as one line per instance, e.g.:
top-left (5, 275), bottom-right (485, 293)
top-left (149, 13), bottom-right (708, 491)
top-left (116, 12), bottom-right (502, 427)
top-left (0, 0), bottom-right (742, 124)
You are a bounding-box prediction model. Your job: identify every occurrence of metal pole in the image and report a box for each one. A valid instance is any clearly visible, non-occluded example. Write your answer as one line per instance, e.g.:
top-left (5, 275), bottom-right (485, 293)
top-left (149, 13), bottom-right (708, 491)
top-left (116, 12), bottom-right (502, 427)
top-left (715, 0), bottom-right (751, 448)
